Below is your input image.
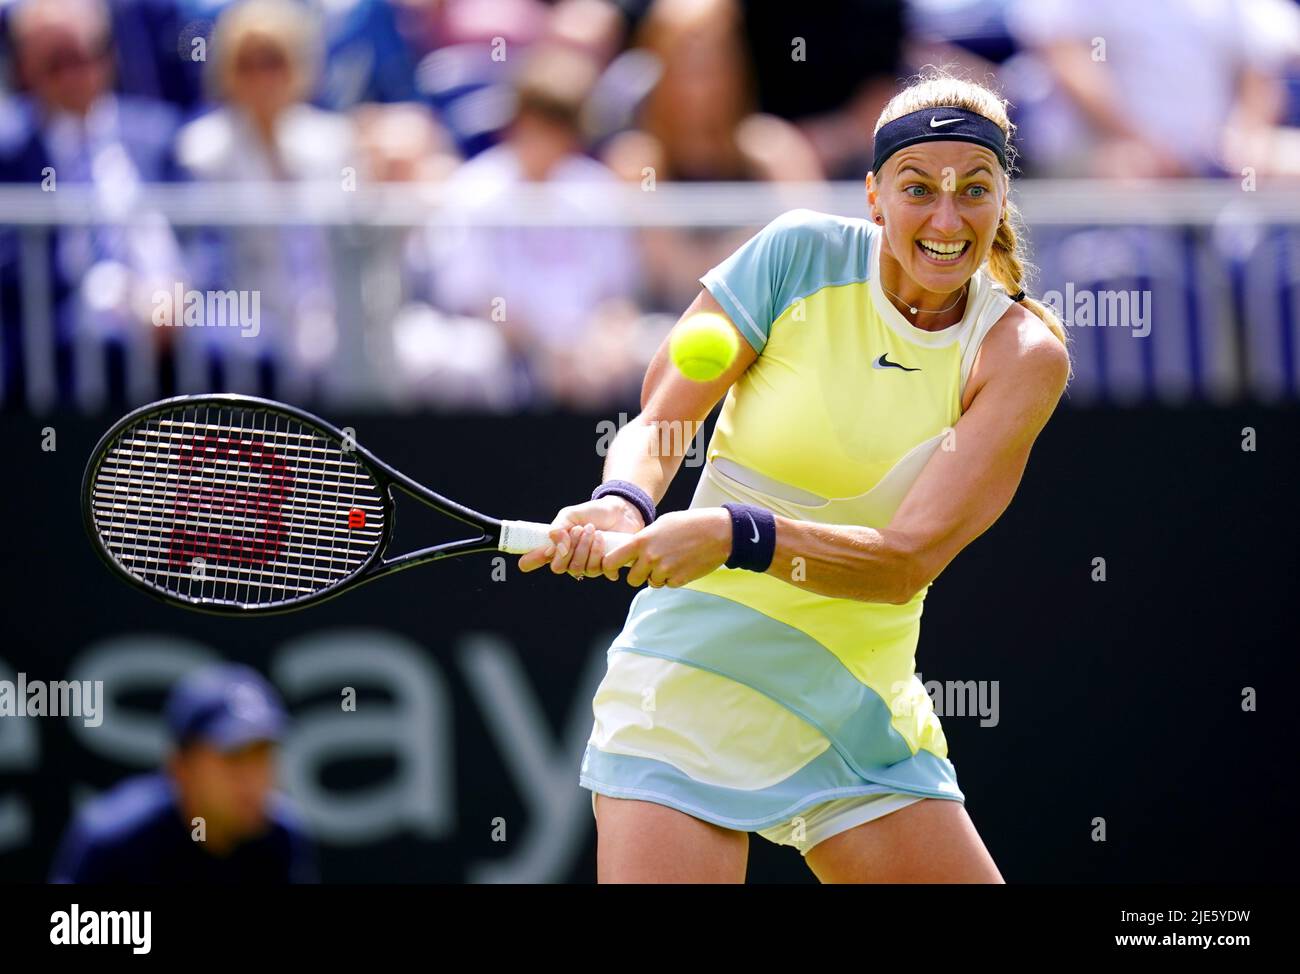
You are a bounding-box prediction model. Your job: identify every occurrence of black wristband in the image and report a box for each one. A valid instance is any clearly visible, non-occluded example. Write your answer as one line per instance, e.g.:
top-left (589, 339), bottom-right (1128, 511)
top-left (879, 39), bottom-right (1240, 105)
top-left (721, 502), bottom-right (776, 572)
top-left (591, 479), bottom-right (655, 528)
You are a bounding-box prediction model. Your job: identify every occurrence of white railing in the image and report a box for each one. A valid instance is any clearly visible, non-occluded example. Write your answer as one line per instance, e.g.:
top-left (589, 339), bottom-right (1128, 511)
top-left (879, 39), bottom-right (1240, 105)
top-left (0, 178), bottom-right (1297, 227)
top-left (2, 179), bottom-right (1298, 413)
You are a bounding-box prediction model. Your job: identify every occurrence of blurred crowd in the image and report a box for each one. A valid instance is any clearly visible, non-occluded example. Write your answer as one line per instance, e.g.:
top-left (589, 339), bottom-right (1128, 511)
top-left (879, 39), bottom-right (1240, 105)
top-left (2, 0), bottom-right (1300, 411)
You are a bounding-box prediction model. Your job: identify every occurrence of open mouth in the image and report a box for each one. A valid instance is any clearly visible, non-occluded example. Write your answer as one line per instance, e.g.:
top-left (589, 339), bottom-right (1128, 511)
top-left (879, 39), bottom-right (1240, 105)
top-left (916, 239), bottom-right (970, 263)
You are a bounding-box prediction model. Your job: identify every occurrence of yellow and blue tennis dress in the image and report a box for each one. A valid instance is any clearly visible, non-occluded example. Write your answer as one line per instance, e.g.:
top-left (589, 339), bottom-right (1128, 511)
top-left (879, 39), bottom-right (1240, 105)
top-left (579, 208), bottom-right (1017, 851)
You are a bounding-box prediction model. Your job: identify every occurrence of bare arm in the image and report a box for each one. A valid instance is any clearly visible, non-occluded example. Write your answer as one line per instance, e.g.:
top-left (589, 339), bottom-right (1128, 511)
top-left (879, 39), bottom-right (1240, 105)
top-left (1037, 40), bottom-right (1188, 177)
top-left (761, 308), bottom-right (1070, 603)
top-left (1038, 39), bottom-right (1143, 143)
top-left (600, 288), bottom-right (758, 500)
top-left (1221, 66), bottom-right (1287, 175)
top-left (517, 288), bottom-right (757, 575)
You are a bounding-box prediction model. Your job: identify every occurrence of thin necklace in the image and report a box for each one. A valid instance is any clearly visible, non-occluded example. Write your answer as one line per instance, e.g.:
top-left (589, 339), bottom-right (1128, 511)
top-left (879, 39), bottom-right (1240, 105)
top-left (880, 281), bottom-right (968, 317)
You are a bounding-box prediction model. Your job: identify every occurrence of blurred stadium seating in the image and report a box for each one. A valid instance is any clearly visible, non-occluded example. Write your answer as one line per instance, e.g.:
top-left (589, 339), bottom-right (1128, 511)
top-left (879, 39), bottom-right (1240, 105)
top-left (2, 178), bottom-right (1300, 411)
top-left (0, 0), bottom-right (1296, 415)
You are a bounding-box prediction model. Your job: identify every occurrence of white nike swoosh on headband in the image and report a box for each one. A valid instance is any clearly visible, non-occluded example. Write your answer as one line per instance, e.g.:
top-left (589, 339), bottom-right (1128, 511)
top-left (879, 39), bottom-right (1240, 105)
top-left (930, 116), bottom-right (962, 128)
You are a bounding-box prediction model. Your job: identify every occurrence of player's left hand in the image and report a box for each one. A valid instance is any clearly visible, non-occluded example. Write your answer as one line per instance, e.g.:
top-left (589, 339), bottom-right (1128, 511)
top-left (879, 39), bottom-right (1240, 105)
top-left (601, 509), bottom-right (732, 588)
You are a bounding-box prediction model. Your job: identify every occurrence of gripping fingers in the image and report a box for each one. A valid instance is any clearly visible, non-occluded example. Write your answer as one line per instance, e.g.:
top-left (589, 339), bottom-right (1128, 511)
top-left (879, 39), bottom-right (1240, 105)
top-left (567, 524), bottom-right (597, 579)
top-left (549, 525), bottom-right (577, 574)
top-left (584, 528), bottom-right (607, 578)
top-left (517, 541), bottom-right (556, 572)
top-left (601, 535), bottom-right (640, 582)
top-left (625, 554), bottom-right (655, 588)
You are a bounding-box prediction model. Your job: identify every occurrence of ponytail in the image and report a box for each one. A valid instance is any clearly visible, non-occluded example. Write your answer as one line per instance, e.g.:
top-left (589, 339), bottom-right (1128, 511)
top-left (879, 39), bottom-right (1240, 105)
top-left (985, 198), bottom-right (1071, 372)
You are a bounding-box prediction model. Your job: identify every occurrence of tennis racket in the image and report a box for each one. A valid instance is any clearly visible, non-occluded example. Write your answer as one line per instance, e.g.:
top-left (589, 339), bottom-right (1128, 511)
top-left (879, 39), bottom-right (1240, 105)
top-left (82, 394), bottom-right (632, 615)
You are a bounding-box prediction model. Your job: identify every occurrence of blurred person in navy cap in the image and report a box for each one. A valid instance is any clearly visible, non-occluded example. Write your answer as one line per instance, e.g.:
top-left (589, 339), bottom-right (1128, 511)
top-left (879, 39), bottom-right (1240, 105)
top-left (50, 663), bottom-right (318, 883)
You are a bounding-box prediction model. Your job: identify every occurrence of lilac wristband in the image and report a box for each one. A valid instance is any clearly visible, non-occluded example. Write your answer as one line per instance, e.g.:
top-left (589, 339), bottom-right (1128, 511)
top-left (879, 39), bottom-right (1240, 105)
top-left (722, 502), bottom-right (776, 572)
top-left (591, 479), bottom-right (655, 528)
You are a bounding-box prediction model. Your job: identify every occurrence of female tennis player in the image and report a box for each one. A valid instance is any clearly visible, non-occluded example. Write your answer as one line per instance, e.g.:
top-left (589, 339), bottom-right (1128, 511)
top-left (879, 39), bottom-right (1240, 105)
top-left (519, 71), bottom-right (1070, 883)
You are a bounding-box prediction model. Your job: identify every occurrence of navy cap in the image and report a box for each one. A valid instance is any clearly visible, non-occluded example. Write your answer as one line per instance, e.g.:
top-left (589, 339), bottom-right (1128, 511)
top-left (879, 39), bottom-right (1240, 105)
top-left (165, 664), bottom-right (287, 751)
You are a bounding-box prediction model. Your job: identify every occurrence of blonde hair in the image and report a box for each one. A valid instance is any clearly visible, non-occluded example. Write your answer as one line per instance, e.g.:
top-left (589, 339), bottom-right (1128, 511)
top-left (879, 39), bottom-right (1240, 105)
top-left (211, 0), bottom-right (321, 104)
top-left (875, 68), bottom-right (1068, 353)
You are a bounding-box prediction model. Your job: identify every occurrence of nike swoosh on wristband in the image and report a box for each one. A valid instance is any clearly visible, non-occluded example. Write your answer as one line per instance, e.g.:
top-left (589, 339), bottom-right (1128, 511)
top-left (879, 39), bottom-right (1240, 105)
top-left (873, 353), bottom-right (921, 372)
top-left (745, 512), bottom-right (759, 542)
top-left (930, 116), bottom-right (962, 128)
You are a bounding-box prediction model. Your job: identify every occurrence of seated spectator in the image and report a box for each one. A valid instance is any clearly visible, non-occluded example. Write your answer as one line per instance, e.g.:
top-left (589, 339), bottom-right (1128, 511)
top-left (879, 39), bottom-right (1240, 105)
top-left (91, 0), bottom-right (422, 117)
top-left (599, 0), bottom-right (823, 316)
top-left (602, 0), bottom-right (822, 183)
top-left (178, 0), bottom-right (356, 182)
top-left (411, 44), bottom-right (645, 409)
top-left (0, 0), bottom-right (184, 411)
top-left (1004, 0), bottom-right (1300, 179)
top-left (176, 0), bottom-right (360, 400)
top-left (353, 99), bottom-right (460, 183)
top-left (50, 663), bottom-right (318, 883)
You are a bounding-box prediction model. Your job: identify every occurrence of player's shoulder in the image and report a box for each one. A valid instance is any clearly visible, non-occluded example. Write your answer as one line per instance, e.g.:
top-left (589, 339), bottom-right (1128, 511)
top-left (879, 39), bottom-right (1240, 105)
top-left (758, 208), bottom-right (876, 282)
top-left (982, 300), bottom-right (1071, 391)
top-left (69, 772), bottom-right (177, 847)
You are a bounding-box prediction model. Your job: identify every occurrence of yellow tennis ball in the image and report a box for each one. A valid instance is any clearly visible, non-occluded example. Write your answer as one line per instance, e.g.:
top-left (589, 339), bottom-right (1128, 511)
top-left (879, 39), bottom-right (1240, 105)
top-left (669, 312), bottom-right (739, 382)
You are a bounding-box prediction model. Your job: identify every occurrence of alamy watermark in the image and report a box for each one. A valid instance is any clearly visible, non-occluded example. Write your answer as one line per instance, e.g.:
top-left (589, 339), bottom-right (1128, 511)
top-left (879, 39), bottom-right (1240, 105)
top-left (0, 673), bottom-right (103, 727)
top-left (152, 285), bottom-right (261, 338)
top-left (595, 412), bottom-right (705, 467)
top-left (50, 905), bottom-right (150, 954)
top-left (893, 674), bottom-right (1000, 727)
top-left (1041, 283), bottom-right (1150, 338)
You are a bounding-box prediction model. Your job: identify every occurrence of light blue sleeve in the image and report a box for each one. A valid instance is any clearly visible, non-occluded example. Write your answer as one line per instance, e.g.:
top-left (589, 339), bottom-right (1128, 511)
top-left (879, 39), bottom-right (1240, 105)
top-left (699, 209), bottom-right (853, 354)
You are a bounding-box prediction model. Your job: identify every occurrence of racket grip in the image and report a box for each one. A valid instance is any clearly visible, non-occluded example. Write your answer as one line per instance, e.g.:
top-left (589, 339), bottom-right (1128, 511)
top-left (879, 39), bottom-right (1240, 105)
top-left (497, 520), bottom-right (635, 555)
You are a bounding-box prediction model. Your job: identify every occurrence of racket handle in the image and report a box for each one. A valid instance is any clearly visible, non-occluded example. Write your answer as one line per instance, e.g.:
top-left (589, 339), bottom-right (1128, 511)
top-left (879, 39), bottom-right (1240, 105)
top-left (497, 520), bottom-right (635, 555)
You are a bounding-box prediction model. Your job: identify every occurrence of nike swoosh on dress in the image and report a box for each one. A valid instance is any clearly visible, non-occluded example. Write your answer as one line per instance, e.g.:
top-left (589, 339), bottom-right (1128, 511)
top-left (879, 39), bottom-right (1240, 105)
top-left (873, 353), bottom-right (922, 372)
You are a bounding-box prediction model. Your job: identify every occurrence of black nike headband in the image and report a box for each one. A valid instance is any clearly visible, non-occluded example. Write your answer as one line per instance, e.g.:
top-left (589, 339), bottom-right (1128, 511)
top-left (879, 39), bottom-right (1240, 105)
top-left (871, 107), bottom-right (1009, 178)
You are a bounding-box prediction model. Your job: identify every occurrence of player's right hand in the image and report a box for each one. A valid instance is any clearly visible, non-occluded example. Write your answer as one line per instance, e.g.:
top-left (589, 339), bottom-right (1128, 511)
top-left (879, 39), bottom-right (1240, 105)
top-left (517, 496), bottom-right (646, 579)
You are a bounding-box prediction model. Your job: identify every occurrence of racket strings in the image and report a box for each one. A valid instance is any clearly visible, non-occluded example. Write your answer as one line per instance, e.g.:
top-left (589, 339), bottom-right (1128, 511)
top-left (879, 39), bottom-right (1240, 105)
top-left (90, 405), bottom-right (384, 608)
